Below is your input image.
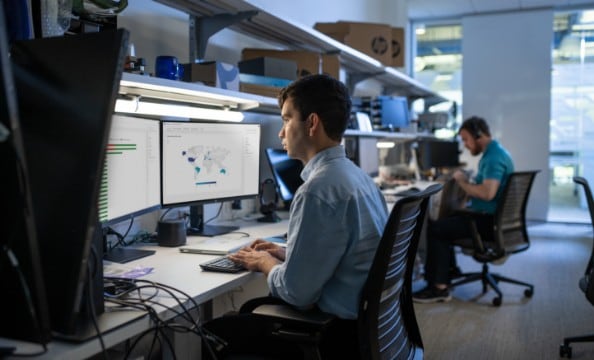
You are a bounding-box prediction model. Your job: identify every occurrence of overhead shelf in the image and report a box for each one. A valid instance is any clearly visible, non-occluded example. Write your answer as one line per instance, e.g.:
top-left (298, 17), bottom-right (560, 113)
top-left (154, 0), bottom-right (448, 104)
top-left (119, 72), bottom-right (280, 113)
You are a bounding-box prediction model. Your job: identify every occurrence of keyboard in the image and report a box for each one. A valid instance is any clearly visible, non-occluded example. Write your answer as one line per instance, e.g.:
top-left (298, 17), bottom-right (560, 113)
top-left (199, 256), bottom-right (246, 273)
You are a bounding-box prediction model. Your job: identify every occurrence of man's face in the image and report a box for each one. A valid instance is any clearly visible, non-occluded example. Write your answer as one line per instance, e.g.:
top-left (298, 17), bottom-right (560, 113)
top-left (459, 128), bottom-right (482, 156)
top-left (279, 97), bottom-right (309, 162)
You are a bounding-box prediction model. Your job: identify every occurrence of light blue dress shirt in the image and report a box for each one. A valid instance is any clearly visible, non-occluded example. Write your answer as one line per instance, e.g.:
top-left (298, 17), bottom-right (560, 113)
top-left (267, 145), bottom-right (388, 319)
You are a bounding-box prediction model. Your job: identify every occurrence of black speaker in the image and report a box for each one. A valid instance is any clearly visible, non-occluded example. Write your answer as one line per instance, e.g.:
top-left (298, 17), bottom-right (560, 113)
top-left (157, 220), bottom-right (187, 247)
top-left (258, 178), bottom-right (280, 223)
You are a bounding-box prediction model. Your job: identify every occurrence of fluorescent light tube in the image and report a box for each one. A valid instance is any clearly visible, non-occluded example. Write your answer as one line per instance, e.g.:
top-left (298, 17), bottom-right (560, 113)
top-left (114, 98), bottom-right (244, 122)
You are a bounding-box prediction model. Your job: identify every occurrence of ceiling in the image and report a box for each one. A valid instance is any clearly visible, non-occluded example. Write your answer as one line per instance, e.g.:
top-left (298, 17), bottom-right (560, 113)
top-left (408, 0), bottom-right (594, 20)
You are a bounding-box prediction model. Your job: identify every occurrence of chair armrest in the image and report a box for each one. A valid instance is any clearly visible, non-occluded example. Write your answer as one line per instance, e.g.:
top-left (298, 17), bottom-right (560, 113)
top-left (239, 295), bottom-right (290, 313)
top-left (252, 304), bottom-right (336, 327)
top-left (451, 208), bottom-right (491, 218)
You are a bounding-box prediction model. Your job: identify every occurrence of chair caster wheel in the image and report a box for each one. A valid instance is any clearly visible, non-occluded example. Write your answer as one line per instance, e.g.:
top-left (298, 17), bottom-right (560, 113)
top-left (492, 297), bottom-right (502, 306)
top-left (524, 288), bottom-right (533, 297)
top-left (560, 344), bottom-right (572, 358)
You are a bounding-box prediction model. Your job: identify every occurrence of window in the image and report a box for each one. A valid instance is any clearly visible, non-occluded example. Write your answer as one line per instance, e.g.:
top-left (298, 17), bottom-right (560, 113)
top-left (412, 22), bottom-right (462, 136)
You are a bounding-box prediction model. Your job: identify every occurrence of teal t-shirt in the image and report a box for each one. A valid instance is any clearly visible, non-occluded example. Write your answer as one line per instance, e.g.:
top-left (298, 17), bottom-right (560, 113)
top-left (469, 140), bottom-right (514, 213)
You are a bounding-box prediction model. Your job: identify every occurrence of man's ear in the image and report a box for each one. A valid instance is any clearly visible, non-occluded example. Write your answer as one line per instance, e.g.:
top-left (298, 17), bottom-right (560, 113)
top-left (308, 113), bottom-right (321, 136)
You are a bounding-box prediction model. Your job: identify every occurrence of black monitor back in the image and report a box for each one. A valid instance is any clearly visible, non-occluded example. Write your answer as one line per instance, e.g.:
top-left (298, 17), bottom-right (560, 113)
top-left (0, 5), bottom-right (51, 344)
top-left (10, 29), bottom-right (128, 337)
top-left (417, 139), bottom-right (461, 170)
top-left (264, 148), bottom-right (304, 207)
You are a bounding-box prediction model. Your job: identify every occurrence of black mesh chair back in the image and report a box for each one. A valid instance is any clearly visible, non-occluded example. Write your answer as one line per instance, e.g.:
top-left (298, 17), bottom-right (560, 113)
top-left (451, 171), bottom-right (539, 306)
top-left (358, 184), bottom-right (442, 360)
top-left (560, 177), bottom-right (594, 358)
top-left (493, 171), bottom-right (539, 254)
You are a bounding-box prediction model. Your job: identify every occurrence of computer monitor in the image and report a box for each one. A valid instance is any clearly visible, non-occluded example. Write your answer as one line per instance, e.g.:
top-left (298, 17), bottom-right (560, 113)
top-left (99, 114), bottom-right (160, 263)
top-left (417, 139), bottom-right (461, 171)
top-left (161, 121), bottom-right (261, 236)
top-left (377, 95), bottom-right (410, 131)
top-left (0, 3), bottom-right (51, 344)
top-left (264, 148), bottom-right (304, 208)
top-left (10, 29), bottom-right (128, 338)
top-left (99, 114), bottom-right (161, 225)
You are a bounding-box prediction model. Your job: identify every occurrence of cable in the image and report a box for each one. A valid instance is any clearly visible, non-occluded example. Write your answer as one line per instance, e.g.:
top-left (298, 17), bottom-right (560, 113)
top-left (87, 246), bottom-right (108, 360)
top-left (102, 277), bottom-right (221, 358)
top-left (1, 245), bottom-right (48, 357)
top-left (159, 208), bottom-right (174, 222)
top-left (204, 203), bottom-right (224, 225)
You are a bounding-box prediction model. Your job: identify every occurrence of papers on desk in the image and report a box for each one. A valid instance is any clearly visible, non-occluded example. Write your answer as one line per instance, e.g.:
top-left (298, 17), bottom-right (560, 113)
top-left (104, 262), bottom-right (154, 279)
top-left (180, 236), bottom-right (253, 255)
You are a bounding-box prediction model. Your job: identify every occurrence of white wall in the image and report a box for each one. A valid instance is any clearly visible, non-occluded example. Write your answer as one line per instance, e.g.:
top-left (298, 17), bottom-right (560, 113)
top-left (462, 9), bottom-right (552, 221)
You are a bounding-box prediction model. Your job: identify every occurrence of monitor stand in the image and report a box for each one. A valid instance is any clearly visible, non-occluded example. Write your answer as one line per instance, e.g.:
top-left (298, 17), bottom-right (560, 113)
top-left (187, 204), bottom-right (238, 237)
top-left (102, 227), bottom-right (155, 264)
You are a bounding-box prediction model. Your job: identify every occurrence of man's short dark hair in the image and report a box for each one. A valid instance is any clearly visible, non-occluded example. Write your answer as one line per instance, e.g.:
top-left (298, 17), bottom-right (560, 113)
top-left (459, 116), bottom-right (491, 138)
top-left (278, 74), bottom-right (351, 142)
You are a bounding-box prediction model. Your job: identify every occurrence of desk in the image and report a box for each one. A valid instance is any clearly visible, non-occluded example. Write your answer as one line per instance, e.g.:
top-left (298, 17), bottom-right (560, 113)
top-left (0, 217), bottom-right (289, 359)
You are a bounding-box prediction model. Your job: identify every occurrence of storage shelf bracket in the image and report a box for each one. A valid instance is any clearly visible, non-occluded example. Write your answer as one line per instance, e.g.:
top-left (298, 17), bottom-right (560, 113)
top-left (346, 72), bottom-right (381, 93)
top-left (189, 11), bottom-right (258, 62)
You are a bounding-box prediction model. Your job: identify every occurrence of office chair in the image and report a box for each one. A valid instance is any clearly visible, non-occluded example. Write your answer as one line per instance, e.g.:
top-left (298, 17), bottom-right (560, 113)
top-left (559, 176), bottom-right (594, 358)
top-left (235, 184), bottom-right (443, 360)
top-left (449, 170), bottom-right (539, 306)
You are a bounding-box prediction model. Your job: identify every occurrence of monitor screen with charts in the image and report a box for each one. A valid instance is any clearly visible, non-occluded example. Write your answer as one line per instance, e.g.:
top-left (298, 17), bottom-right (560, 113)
top-left (98, 114), bottom-right (161, 225)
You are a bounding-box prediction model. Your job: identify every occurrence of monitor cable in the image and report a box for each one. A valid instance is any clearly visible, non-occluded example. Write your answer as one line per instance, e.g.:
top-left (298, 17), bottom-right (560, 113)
top-left (105, 217), bottom-right (135, 250)
top-left (1, 245), bottom-right (48, 357)
top-left (86, 246), bottom-right (109, 360)
top-left (102, 277), bottom-right (221, 359)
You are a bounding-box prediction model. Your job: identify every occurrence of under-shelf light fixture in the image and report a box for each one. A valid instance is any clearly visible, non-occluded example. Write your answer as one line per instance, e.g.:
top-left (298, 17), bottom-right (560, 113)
top-left (376, 140), bottom-right (396, 149)
top-left (114, 97), bottom-right (245, 122)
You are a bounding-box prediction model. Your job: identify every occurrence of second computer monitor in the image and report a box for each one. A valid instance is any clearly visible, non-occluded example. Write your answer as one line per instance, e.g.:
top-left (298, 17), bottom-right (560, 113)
top-left (417, 139), bottom-right (461, 170)
top-left (264, 148), bottom-right (304, 207)
top-left (161, 121), bottom-right (261, 207)
top-left (99, 114), bottom-right (161, 225)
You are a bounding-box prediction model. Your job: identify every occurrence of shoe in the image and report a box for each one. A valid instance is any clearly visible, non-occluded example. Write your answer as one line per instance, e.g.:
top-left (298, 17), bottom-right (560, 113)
top-left (412, 286), bottom-right (452, 303)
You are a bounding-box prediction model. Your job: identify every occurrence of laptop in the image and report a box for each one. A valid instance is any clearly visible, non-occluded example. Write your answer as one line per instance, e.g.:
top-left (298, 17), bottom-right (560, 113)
top-left (179, 236), bottom-right (253, 255)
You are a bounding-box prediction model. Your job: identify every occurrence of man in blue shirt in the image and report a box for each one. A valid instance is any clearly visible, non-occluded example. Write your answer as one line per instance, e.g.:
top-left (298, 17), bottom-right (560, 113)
top-left (203, 74), bottom-right (388, 359)
top-left (413, 116), bottom-right (514, 303)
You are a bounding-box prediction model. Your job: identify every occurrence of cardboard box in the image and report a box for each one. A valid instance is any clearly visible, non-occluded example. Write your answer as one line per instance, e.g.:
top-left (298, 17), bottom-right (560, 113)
top-left (242, 49), bottom-right (320, 78)
top-left (391, 27), bottom-right (405, 67)
top-left (239, 73), bottom-right (292, 87)
top-left (181, 61), bottom-right (239, 91)
top-left (238, 57), bottom-right (297, 80)
top-left (239, 82), bottom-right (283, 98)
top-left (314, 21), bottom-right (392, 65)
top-left (322, 54), bottom-right (340, 79)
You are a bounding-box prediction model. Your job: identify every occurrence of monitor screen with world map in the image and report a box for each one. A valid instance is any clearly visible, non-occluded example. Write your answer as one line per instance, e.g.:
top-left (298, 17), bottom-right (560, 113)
top-left (161, 120), bottom-right (261, 235)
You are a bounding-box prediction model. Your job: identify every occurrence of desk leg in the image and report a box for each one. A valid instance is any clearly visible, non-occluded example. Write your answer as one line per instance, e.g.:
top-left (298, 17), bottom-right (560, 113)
top-left (199, 300), bottom-right (214, 322)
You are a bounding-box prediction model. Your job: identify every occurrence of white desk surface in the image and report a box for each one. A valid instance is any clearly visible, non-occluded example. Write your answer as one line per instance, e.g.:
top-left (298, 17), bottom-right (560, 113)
top-left (0, 215), bottom-right (289, 359)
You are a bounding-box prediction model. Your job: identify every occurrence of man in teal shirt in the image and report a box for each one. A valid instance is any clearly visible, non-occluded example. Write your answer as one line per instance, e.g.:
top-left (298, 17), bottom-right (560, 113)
top-left (413, 116), bottom-right (514, 303)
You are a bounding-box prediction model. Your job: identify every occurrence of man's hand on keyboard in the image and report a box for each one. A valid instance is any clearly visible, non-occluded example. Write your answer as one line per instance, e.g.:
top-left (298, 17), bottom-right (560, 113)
top-left (228, 244), bottom-right (282, 275)
top-left (250, 239), bottom-right (286, 261)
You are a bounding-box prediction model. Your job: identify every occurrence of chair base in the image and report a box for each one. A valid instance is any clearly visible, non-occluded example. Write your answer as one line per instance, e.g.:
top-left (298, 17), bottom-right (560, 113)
top-left (560, 334), bottom-right (594, 358)
top-left (450, 263), bottom-right (534, 306)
